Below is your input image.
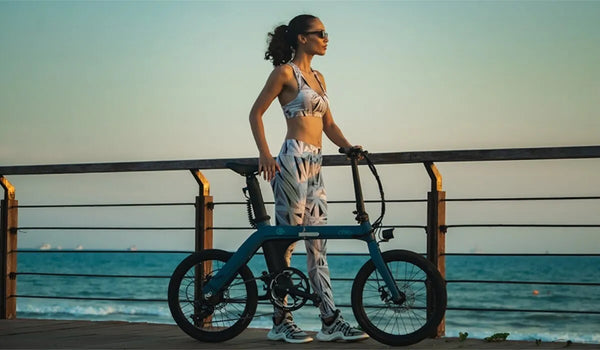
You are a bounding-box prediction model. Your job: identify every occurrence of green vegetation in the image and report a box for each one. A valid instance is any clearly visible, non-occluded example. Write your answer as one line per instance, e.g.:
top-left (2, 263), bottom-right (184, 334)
top-left (458, 332), bottom-right (469, 342)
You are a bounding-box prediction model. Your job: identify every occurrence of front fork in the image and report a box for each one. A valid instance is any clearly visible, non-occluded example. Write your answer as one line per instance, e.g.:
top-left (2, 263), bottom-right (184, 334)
top-left (366, 239), bottom-right (405, 304)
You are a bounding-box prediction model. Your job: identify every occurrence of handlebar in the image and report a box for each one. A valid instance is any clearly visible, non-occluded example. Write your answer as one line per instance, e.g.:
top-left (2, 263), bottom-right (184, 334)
top-left (339, 146), bottom-right (386, 231)
top-left (339, 146), bottom-right (366, 158)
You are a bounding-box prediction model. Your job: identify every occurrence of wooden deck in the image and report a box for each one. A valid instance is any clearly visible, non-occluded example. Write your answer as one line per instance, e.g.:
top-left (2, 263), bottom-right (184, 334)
top-left (0, 319), bottom-right (597, 349)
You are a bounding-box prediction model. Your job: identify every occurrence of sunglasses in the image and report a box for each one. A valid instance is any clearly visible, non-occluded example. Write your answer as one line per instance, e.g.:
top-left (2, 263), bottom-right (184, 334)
top-left (304, 30), bottom-right (328, 39)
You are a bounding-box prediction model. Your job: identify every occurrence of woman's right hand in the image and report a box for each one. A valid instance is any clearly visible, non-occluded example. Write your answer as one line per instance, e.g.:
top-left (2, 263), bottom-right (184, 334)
top-left (258, 153), bottom-right (280, 182)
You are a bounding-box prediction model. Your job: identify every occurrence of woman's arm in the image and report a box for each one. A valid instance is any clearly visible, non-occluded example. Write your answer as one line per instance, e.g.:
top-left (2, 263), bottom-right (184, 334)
top-left (323, 111), bottom-right (353, 148)
top-left (316, 71), bottom-right (354, 149)
top-left (249, 66), bottom-right (291, 181)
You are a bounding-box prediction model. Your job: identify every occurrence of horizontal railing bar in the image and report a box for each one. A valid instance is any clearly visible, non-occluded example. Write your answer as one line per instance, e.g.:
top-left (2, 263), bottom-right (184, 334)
top-left (13, 295), bottom-right (166, 302)
top-left (212, 201), bottom-right (267, 206)
top-left (16, 272), bottom-right (600, 287)
top-left (213, 199), bottom-right (427, 205)
top-left (447, 307), bottom-right (600, 315)
top-left (370, 225), bottom-right (426, 230)
top-left (12, 196), bottom-right (600, 209)
top-left (2, 145), bottom-right (599, 175)
top-left (15, 250), bottom-right (195, 254)
top-left (19, 223), bottom-right (596, 231)
top-left (208, 225), bottom-right (427, 230)
top-left (12, 250), bottom-right (376, 256)
top-left (209, 226), bottom-right (266, 230)
top-left (15, 250), bottom-right (599, 257)
top-left (444, 196), bottom-right (600, 202)
top-left (16, 272), bottom-right (170, 279)
top-left (14, 250), bottom-right (600, 257)
top-left (446, 280), bottom-right (600, 286)
top-left (17, 203), bottom-right (194, 208)
top-left (445, 224), bottom-right (600, 228)
top-left (17, 227), bottom-right (194, 231)
top-left (15, 199), bottom-right (425, 208)
top-left (443, 253), bottom-right (600, 256)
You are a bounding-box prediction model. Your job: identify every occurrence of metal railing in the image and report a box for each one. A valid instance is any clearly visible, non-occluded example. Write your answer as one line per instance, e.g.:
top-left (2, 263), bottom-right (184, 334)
top-left (2, 145), bottom-right (600, 337)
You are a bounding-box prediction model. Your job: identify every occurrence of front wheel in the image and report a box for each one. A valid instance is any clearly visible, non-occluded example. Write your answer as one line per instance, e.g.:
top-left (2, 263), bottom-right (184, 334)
top-left (351, 249), bottom-right (447, 346)
top-left (168, 249), bottom-right (258, 342)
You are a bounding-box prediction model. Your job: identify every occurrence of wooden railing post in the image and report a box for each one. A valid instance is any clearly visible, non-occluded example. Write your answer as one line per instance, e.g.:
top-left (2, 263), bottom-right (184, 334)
top-left (190, 170), bottom-right (213, 253)
top-left (190, 170), bottom-right (213, 326)
top-left (1, 176), bottom-right (18, 320)
top-left (424, 162), bottom-right (446, 337)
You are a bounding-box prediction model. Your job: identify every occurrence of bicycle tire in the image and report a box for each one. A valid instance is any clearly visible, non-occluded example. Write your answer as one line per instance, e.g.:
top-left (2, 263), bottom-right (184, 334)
top-left (351, 249), bottom-right (447, 346)
top-left (168, 249), bottom-right (258, 342)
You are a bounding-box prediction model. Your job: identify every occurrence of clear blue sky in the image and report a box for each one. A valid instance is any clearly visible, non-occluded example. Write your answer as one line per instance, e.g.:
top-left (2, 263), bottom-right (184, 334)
top-left (1, 1), bottom-right (599, 253)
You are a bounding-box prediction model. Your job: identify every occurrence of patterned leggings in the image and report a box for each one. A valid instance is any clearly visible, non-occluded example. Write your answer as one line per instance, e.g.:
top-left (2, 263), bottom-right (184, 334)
top-left (270, 139), bottom-right (336, 321)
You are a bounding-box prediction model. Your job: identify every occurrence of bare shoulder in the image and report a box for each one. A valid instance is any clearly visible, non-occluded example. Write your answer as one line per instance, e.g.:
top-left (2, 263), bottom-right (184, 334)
top-left (270, 64), bottom-right (294, 80)
top-left (265, 64), bottom-right (295, 91)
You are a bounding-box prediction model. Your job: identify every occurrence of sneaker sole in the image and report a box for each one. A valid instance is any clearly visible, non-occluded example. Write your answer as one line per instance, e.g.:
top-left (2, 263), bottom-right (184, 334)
top-left (316, 331), bottom-right (369, 342)
top-left (267, 331), bottom-right (313, 344)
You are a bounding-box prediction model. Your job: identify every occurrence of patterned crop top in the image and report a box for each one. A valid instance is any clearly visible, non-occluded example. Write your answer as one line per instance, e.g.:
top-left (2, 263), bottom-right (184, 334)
top-left (282, 62), bottom-right (329, 119)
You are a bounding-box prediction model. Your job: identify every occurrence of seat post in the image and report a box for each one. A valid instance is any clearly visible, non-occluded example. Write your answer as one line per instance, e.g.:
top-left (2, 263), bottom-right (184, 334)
top-left (245, 175), bottom-right (270, 226)
top-left (244, 174), bottom-right (294, 274)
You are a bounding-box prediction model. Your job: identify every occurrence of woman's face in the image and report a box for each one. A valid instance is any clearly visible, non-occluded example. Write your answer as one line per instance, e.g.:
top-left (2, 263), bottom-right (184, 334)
top-left (300, 18), bottom-right (329, 56)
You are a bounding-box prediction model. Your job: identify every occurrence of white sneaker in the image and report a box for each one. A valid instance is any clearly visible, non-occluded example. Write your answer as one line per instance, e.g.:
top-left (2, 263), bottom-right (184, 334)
top-left (316, 309), bottom-right (369, 342)
top-left (267, 313), bottom-right (313, 343)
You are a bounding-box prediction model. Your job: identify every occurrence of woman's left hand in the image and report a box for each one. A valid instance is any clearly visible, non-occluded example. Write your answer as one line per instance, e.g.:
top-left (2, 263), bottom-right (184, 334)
top-left (258, 153), bottom-right (280, 182)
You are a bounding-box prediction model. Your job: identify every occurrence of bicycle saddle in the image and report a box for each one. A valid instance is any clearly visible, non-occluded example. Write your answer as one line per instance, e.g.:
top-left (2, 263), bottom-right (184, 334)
top-left (226, 162), bottom-right (258, 177)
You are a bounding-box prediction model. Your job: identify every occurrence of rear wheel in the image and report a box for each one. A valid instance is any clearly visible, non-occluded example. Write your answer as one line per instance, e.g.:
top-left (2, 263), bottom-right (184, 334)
top-left (351, 249), bottom-right (447, 346)
top-left (168, 249), bottom-right (258, 342)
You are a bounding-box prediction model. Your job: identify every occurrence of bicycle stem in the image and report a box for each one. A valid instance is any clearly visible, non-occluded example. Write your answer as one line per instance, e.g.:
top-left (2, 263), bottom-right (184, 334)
top-left (350, 156), bottom-right (369, 223)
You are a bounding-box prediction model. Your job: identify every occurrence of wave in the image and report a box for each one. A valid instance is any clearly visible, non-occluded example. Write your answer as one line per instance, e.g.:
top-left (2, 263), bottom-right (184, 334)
top-left (17, 303), bottom-right (172, 319)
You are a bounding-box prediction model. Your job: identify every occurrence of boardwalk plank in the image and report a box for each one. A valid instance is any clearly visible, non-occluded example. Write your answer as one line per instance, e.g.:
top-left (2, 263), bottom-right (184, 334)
top-left (0, 319), bottom-right (596, 349)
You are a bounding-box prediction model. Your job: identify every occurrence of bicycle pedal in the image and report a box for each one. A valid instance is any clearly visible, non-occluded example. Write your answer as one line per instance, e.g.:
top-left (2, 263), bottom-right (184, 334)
top-left (259, 271), bottom-right (271, 287)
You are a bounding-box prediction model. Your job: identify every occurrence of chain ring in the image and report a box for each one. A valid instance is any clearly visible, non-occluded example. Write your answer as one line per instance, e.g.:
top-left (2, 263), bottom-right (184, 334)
top-left (269, 267), bottom-right (311, 311)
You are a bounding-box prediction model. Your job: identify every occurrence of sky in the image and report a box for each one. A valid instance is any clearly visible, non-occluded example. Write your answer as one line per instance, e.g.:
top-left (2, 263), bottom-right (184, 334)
top-left (1, 0), bottom-right (599, 253)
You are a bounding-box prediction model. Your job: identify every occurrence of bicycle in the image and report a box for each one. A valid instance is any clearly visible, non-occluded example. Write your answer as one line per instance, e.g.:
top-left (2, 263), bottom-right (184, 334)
top-left (168, 147), bottom-right (447, 346)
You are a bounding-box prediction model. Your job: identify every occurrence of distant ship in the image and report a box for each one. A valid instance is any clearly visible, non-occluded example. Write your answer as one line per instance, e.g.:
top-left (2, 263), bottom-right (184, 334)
top-left (470, 246), bottom-right (484, 254)
top-left (75, 245), bottom-right (84, 250)
top-left (39, 243), bottom-right (51, 250)
top-left (128, 245), bottom-right (138, 251)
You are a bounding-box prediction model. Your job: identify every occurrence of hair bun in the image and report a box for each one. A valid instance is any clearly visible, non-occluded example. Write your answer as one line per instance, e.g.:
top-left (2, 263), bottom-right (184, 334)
top-left (265, 15), bottom-right (316, 66)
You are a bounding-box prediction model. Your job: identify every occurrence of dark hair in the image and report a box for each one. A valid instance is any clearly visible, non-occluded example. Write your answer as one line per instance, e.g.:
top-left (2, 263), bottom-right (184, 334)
top-left (264, 14), bottom-right (317, 66)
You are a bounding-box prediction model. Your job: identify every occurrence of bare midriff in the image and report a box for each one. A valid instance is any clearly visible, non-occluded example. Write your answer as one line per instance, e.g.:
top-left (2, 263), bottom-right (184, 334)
top-left (285, 116), bottom-right (323, 148)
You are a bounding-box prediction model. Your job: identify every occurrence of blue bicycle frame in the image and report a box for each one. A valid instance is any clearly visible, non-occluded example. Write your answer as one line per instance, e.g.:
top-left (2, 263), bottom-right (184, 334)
top-left (200, 150), bottom-right (403, 304)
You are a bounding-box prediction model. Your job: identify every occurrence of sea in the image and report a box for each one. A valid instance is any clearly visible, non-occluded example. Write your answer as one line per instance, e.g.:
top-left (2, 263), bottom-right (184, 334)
top-left (15, 251), bottom-right (600, 344)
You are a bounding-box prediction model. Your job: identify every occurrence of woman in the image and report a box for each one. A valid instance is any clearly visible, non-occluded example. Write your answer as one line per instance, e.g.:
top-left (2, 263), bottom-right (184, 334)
top-left (249, 14), bottom-right (368, 343)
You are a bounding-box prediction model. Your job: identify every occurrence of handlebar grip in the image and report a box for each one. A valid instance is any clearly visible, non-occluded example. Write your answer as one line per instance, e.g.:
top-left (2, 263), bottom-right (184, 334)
top-left (339, 147), bottom-right (352, 155)
top-left (339, 146), bottom-right (364, 157)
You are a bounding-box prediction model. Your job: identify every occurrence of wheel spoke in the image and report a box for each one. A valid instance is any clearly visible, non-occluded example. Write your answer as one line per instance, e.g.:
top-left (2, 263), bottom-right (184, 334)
top-left (351, 251), bottom-right (446, 346)
top-left (168, 250), bottom-right (258, 342)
